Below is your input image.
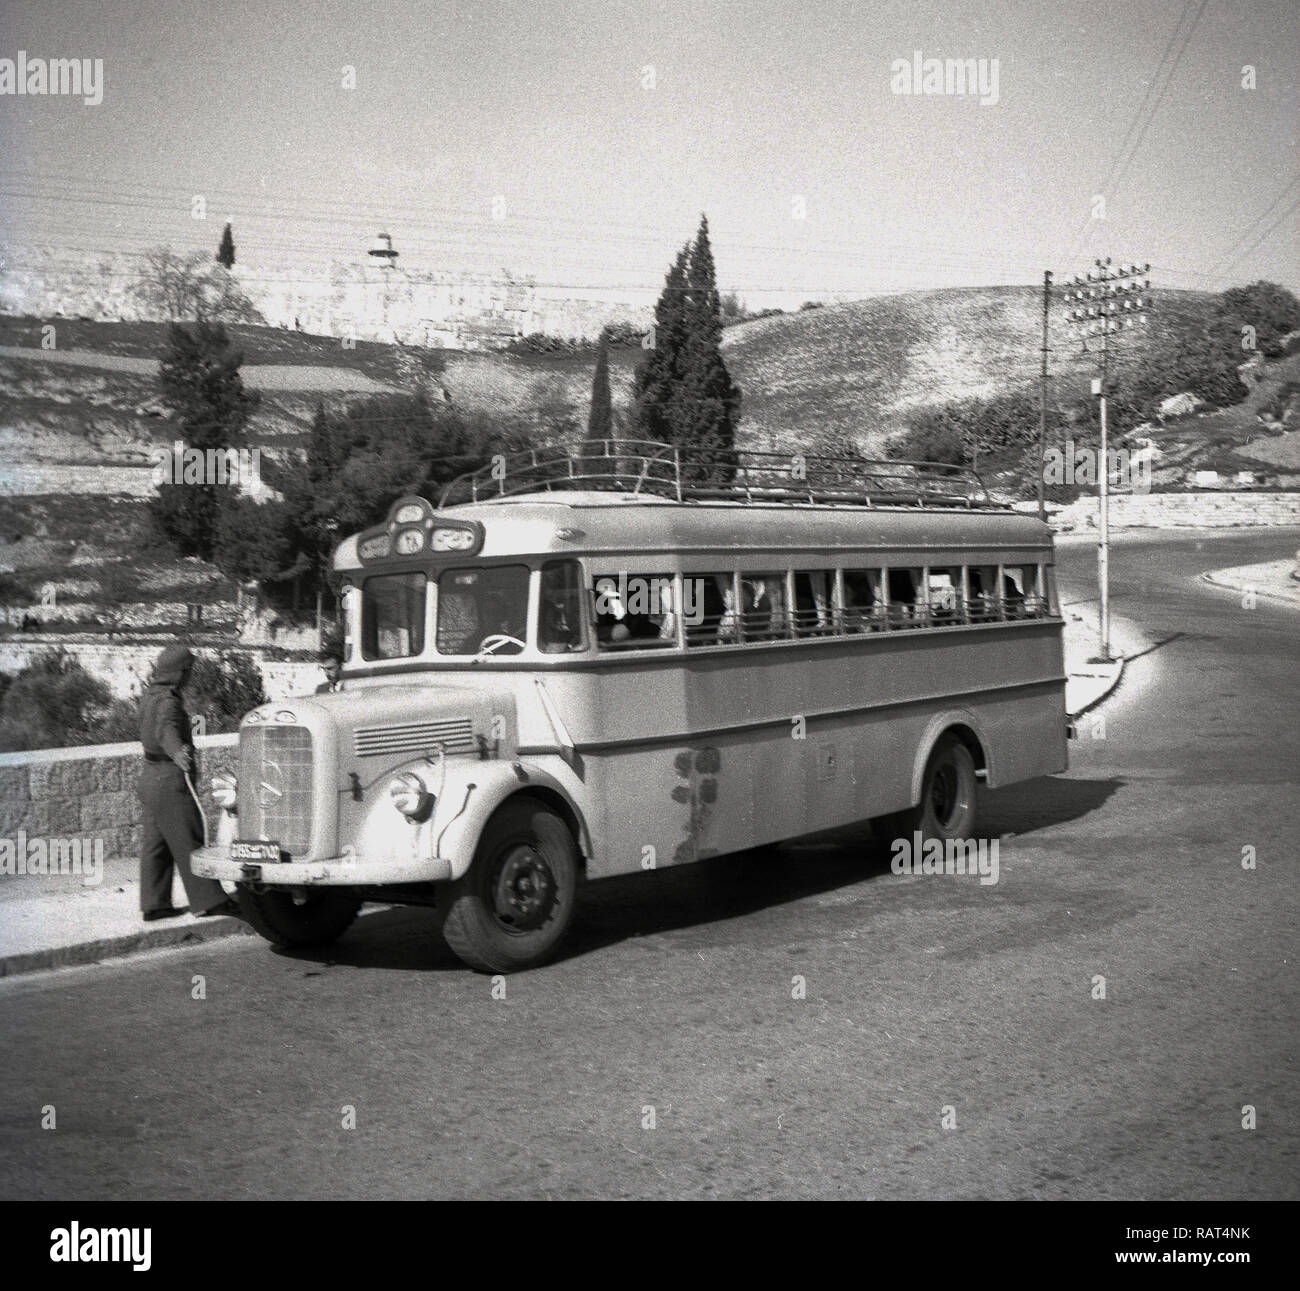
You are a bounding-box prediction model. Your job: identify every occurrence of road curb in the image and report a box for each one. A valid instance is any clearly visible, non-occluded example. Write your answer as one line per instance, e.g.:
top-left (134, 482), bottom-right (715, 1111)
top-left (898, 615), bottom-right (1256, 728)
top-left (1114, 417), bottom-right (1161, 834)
top-left (1067, 657), bottom-right (1126, 724)
top-left (1200, 569), bottom-right (1300, 607)
top-left (0, 914), bottom-right (254, 980)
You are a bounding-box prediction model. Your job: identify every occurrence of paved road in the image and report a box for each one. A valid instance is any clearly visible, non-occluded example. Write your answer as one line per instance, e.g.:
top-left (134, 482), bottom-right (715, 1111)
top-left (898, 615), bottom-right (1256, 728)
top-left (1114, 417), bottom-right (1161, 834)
top-left (0, 529), bottom-right (1296, 1200)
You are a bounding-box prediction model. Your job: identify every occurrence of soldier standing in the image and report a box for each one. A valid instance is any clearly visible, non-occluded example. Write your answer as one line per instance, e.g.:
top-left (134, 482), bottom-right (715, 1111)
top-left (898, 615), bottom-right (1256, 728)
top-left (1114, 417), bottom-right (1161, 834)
top-left (137, 644), bottom-right (237, 921)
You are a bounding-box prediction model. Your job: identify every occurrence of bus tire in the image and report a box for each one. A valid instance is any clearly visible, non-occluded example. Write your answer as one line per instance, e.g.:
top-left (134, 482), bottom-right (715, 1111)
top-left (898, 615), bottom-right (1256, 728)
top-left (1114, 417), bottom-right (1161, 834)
top-left (236, 887), bottom-right (361, 949)
top-left (442, 797), bottom-right (579, 973)
top-left (876, 734), bottom-right (978, 845)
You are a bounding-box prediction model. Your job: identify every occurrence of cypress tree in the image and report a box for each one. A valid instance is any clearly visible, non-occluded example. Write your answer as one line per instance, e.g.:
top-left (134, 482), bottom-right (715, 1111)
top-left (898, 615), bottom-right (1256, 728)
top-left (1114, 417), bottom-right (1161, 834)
top-left (633, 244), bottom-right (691, 449)
top-left (633, 218), bottom-right (741, 487)
top-left (680, 215), bottom-right (741, 483)
top-left (150, 322), bottom-right (259, 561)
top-left (216, 222), bottom-right (236, 269)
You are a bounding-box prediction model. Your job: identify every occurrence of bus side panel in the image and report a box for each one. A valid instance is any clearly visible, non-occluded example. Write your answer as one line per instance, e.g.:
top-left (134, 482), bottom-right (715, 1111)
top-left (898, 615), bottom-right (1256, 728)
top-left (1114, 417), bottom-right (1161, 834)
top-left (521, 623), bottom-right (1068, 877)
top-left (581, 677), bottom-right (1067, 877)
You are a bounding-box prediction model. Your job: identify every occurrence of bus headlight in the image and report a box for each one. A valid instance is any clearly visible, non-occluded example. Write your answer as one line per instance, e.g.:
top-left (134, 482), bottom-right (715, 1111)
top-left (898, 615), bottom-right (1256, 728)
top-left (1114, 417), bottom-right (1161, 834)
top-left (210, 772), bottom-right (237, 812)
top-left (388, 772), bottom-right (433, 821)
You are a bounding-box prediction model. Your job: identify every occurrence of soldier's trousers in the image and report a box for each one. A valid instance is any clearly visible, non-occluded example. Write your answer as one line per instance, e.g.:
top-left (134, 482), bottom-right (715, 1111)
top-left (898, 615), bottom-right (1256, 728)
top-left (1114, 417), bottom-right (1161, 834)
top-left (137, 761), bottom-right (225, 914)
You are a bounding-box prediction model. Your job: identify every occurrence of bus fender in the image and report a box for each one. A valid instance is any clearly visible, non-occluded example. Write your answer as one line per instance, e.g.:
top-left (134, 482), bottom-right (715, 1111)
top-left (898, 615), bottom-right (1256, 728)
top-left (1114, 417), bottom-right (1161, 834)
top-left (433, 760), bottom-right (592, 881)
top-left (909, 709), bottom-right (994, 804)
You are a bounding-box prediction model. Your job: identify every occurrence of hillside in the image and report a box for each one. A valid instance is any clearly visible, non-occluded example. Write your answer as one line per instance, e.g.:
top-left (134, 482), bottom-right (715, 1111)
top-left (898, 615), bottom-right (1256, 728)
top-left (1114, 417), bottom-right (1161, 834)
top-left (2, 285), bottom-right (1296, 643)
top-left (720, 285), bottom-right (1227, 454)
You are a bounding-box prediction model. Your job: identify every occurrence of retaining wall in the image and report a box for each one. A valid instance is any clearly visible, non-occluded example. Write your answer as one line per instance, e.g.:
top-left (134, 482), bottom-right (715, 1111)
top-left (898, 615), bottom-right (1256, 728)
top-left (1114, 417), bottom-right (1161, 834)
top-left (0, 734), bottom-right (237, 861)
top-left (1052, 491), bottom-right (1300, 530)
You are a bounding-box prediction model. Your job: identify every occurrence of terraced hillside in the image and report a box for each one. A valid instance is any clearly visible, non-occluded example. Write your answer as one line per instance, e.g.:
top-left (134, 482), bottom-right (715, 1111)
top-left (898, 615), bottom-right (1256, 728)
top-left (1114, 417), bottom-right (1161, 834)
top-left (2, 287), bottom-right (1295, 644)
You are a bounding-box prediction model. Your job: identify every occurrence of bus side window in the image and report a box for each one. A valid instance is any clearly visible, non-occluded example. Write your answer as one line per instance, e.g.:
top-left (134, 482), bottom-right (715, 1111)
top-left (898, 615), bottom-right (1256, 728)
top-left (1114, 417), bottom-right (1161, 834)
top-left (362, 572), bottom-right (427, 660)
top-left (1001, 566), bottom-right (1029, 619)
top-left (739, 572), bottom-right (788, 641)
top-left (793, 571), bottom-right (835, 636)
top-left (887, 568), bottom-right (923, 628)
top-left (842, 570), bottom-right (884, 632)
top-left (968, 566), bottom-right (999, 621)
top-left (684, 574), bottom-right (732, 647)
top-left (928, 567), bottom-right (962, 623)
top-left (592, 572), bottom-right (676, 649)
top-left (1002, 566), bottom-right (1044, 618)
top-left (539, 560), bottom-right (586, 653)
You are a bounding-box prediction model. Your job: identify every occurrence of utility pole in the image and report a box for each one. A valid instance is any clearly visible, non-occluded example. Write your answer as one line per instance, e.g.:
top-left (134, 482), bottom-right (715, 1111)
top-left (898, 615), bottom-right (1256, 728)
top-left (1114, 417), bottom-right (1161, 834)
top-left (1037, 269), bottom-right (1052, 522)
top-left (1063, 259), bottom-right (1152, 662)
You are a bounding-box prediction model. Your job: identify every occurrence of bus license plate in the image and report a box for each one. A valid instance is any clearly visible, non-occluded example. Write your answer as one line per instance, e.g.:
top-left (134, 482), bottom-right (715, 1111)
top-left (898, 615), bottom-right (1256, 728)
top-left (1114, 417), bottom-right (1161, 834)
top-left (232, 840), bottom-right (283, 863)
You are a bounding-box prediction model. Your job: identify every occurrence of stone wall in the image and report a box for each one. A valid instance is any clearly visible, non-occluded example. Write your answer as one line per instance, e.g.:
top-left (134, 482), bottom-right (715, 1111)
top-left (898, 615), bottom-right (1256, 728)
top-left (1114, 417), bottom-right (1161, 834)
top-left (0, 734), bottom-right (237, 861)
top-left (0, 244), bottom-right (650, 348)
top-left (1051, 491), bottom-right (1300, 531)
top-left (0, 640), bottom-right (325, 701)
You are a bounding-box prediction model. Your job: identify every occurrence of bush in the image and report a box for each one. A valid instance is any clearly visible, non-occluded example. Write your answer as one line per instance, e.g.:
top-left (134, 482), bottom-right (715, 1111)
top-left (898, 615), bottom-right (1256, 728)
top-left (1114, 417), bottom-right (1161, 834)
top-left (186, 651), bottom-right (267, 734)
top-left (508, 332), bottom-right (583, 356)
top-left (889, 389), bottom-right (1047, 465)
top-left (1219, 281), bottom-right (1300, 358)
top-left (888, 410), bottom-right (968, 465)
top-left (506, 322), bottom-right (648, 355)
top-left (0, 650), bottom-right (114, 751)
top-left (1255, 381), bottom-right (1300, 425)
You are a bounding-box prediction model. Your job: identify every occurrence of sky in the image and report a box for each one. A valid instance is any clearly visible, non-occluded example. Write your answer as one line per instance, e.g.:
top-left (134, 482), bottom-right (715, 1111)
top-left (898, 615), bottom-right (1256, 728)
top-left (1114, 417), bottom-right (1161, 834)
top-left (0, 0), bottom-right (1296, 308)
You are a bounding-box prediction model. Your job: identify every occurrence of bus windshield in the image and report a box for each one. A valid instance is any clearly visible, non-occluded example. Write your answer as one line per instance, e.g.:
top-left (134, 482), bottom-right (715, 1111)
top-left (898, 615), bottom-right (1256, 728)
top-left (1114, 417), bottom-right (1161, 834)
top-left (361, 572), bottom-right (426, 660)
top-left (436, 565), bottom-right (530, 655)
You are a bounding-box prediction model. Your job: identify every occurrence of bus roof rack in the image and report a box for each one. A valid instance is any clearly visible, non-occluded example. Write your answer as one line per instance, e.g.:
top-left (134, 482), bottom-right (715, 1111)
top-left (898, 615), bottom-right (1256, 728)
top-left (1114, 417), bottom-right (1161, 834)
top-left (438, 439), bottom-right (1000, 510)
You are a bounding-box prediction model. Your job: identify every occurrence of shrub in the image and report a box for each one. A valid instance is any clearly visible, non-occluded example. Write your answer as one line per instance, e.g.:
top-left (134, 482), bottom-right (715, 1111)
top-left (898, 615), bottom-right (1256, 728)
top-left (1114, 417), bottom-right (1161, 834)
top-left (0, 650), bottom-right (114, 751)
top-left (1219, 281), bottom-right (1300, 358)
top-left (889, 389), bottom-right (1048, 465)
top-left (186, 651), bottom-right (268, 734)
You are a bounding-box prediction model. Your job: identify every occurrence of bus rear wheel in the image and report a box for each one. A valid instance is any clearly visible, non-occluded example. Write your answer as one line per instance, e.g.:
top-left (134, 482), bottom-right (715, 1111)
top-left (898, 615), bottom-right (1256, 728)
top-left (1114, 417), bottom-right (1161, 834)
top-left (236, 887), bottom-right (361, 948)
top-left (442, 797), bottom-right (579, 973)
top-left (877, 733), bottom-right (978, 845)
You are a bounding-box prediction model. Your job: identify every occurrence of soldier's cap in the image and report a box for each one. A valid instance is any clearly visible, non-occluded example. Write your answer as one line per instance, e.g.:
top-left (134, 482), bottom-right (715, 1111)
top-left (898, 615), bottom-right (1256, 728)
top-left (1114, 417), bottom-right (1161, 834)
top-left (150, 643), bottom-right (194, 687)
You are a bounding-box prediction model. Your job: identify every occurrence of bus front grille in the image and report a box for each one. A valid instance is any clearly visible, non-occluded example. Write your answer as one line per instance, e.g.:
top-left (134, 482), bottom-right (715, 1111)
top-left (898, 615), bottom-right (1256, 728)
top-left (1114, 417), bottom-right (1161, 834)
top-left (238, 726), bottom-right (314, 856)
top-left (353, 718), bottom-right (475, 759)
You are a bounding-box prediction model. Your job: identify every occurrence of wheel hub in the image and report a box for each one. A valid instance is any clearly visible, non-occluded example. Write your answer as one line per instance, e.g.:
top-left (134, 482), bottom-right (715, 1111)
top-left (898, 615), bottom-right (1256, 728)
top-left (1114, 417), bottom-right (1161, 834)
top-left (491, 845), bottom-right (556, 932)
top-left (931, 764), bottom-right (960, 827)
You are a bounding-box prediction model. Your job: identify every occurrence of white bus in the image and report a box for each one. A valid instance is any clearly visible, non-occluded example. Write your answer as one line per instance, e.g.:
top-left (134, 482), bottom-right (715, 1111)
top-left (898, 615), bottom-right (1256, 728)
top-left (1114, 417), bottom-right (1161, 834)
top-left (195, 442), bottom-right (1068, 971)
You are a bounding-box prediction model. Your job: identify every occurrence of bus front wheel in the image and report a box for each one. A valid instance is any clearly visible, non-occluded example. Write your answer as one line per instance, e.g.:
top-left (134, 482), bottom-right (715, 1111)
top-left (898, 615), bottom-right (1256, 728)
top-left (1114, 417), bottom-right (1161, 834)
top-left (442, 797), bottom-right (579, 973)
top-left (877, 734), bottom-right (978, 845)
top-left (236, 887), bottom-right (361, 949)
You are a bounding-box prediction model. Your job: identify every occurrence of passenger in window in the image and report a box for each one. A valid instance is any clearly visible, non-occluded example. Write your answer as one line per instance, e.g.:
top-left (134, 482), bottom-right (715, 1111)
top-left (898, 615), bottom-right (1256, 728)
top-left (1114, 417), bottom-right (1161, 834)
top-left (740, 575), bottom-right (786, 640)
top-left (929, 571), bottom-right (958, 622)
top-left (656, 579), bottom-right (679, 644)
top-left (686, 575), bottom-right (731, 646)
top-left (593, 577), bottom-right (631, 645)
top-left (843, 572), bottom-right (880, 632)
top-left (793, 571), bottom-right (828, 636)
top-left (716, 578), bottom-right (739, 643)
top-left (590, 575), bottom-right (680, 649)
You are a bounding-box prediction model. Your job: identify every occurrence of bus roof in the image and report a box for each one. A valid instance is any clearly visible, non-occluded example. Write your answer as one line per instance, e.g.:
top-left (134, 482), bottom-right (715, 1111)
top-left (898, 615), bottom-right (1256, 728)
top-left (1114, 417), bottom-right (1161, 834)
top-left (333, 490), bottom-right (1054, 572)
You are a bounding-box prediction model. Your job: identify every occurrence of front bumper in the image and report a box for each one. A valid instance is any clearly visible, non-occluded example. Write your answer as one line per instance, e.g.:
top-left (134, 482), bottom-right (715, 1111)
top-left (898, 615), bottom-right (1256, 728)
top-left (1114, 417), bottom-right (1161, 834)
top-left (192, 845), bottom-right (451, 886)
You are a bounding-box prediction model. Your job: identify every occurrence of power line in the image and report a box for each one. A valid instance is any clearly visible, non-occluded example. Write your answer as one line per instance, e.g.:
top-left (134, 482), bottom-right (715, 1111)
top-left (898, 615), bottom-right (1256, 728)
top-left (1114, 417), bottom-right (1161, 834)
top-left (1215, 193), bottom-right (1300, 281)
top-left (1201, 176), bottom-right (1300, 276)
top-left (1060, 0), bottom-right (1205, 264)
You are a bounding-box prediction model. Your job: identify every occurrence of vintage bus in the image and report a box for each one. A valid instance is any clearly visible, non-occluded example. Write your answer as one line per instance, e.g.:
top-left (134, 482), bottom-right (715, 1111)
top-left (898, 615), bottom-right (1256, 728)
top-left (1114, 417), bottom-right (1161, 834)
top-left (193, 441), bottom-right (1068, 971)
